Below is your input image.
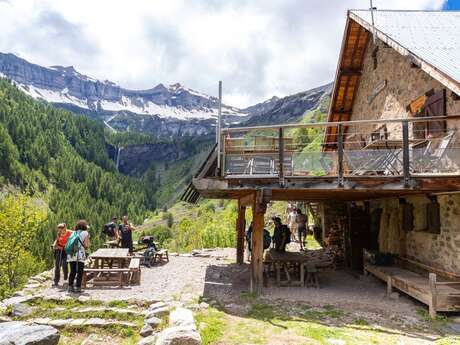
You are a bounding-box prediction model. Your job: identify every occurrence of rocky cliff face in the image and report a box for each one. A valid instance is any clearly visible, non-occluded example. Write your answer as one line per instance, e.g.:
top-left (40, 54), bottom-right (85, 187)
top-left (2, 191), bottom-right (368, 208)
top-left (240, 83), bottom-right (333, 126)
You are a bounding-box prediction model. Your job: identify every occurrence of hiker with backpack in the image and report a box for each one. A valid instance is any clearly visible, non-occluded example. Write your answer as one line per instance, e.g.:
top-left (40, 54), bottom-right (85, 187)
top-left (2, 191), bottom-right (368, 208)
top-left (103, 217), bottom-right (120, 243)
top-left (246, 221), bottom-right (272, 260)
top-left (119, 215), bottom-right (135, 254)
top-left (52, 223), bottom-right (72, 288)
top-left (66, 220), bottom-right (90, 293)
top-left (272, 217), bottom-right (290, 252)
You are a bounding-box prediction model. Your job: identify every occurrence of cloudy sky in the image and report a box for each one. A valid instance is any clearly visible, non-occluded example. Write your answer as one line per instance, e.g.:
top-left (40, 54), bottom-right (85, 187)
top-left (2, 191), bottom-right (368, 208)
top-left (0, 0), bottom-right (451, 107)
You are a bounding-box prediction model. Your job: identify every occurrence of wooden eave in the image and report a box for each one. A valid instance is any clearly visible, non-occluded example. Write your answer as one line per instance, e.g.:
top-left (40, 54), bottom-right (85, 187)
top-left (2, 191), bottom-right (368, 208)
top-left (324, 16), bottom-right (370, 150)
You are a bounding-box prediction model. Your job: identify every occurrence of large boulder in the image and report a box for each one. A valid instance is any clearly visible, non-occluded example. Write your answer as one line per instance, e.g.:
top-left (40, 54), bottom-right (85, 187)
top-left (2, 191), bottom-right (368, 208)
top-left (155, 326), bottom-right (201, 345)
top-left (0, 321), bottom-right (60, 345)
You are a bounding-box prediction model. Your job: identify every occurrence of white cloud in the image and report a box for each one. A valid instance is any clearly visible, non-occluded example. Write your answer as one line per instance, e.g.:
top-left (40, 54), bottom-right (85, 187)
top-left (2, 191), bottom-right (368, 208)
top-left (0, 0), bottom-right (446, 107)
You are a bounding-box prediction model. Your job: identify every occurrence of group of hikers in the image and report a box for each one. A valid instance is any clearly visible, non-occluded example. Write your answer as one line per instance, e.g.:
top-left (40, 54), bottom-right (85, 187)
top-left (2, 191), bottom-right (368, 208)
top-left (246, 203), bottom-right (309, 256)
top-left (52, 215), bottom-right (135, 293)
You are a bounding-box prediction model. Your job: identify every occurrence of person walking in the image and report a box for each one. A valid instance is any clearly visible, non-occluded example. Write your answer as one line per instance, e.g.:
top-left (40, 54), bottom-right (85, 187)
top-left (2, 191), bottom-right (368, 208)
top-left (52, 223), bottom-right (72, 287)
top-left (286, 204), bottom-right (298, 242)
top-left (67, 220), bottom-right (90, 293)
top-left (296, 208), bottom-right (308, 251)
top-left (272, 217), bottom-right (289, 252)
top-left (103, 217), bottom-right (120, 243)
top-left (119, 215), bottom-right (135, 254)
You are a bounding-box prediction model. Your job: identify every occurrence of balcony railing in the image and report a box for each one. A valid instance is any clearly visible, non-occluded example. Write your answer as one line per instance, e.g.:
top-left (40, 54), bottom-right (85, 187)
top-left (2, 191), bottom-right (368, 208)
top-left (218, 116), bottom-right (460, 184)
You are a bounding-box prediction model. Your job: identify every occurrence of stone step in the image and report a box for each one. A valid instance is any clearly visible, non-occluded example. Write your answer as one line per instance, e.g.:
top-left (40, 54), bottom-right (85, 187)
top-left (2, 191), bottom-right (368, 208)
top-left (53, 306), bottom-right (146, 315)
top-left (30, 318), bottom-right (136, 328)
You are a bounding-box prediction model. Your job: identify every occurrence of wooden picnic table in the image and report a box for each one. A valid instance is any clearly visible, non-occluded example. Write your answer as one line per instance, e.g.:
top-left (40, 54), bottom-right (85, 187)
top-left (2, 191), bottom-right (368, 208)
top-left (90, 248), bottom-right (130, 268)
top-left (265, 249), bottom-right (309, 287)
top-left (83, 248), bottom-right (138, 287)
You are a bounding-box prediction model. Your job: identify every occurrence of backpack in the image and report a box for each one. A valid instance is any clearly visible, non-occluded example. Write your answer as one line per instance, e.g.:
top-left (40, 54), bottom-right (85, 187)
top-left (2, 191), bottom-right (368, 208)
top-left (263, 230), bottom-right (272, 250)
top-left (65, 231), bottom-right (84, 256)
top-left (282, 225), bottom-right (291, 244)
top-left (103, 223), bottom-right (116, 237)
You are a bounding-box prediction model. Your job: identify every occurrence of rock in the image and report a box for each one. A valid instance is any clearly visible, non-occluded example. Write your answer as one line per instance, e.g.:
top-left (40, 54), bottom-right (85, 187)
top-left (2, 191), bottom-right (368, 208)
top-left (77, 295), bottom-right (90, 303)
top-left (11, 303), bottom-right (34, 318)
top-left (180, 293), bottom-right (196, 303)
top-left (140, 324), bottom-right (154, 337)
top-left (389, 292), bottom-right (400, 300)
top-left (32, 318), bottom-right (52, 325)
top-left (69, 319), bottom-right (86, 327)
top-left (137, 334), bottom-right (158, 345)
top-left (145, 316), bottom-right (162, 328)
top-left (2, 295), bottom-right (36, 307)
top-left (0, 321), bottom-right (60, 345)
top-left (169, 308), bottom-right (196, 329)
top-left (24, 283), bottom-right (42, 290)
top-left (146, 307), bottom-right (169, 318)
top-left (224, 303), bottom-right (250, 316)
top-left (156, 326), bottom-right (202, 345)
top-left (48, 319), bottom-right (72, 328)
top-left (198, 302), bottom-right (209, 310)
top-left (149, 302), bottom-right (167, 311)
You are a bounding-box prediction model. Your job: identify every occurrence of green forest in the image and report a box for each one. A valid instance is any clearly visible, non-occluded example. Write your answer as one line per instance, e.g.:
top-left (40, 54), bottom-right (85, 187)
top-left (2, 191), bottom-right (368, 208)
top-left (0, 79), bottom-right (156, 297)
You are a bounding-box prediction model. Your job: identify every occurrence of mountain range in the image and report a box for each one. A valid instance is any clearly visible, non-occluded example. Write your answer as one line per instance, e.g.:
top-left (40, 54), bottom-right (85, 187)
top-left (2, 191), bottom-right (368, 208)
top-left (0, 52), bottom-right (332, 138)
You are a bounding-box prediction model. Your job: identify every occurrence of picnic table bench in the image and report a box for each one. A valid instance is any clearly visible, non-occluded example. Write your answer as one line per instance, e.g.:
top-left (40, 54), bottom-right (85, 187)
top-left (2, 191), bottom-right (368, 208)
top-left (82, 248), bottom-right (141, 287)
top-left (364, 256), bottom-right (460, 318)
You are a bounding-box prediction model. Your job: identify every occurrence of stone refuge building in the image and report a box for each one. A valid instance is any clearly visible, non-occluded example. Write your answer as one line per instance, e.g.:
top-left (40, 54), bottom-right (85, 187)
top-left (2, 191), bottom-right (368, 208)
top-left (184, 9), bottom-right (460, 316)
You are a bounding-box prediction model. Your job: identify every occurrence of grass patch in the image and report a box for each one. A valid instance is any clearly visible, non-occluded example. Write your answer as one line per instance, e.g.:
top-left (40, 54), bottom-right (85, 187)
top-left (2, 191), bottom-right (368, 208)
top-left (26, 297), bottom-right (103, 309)
top-left (195, 308), bottom-right (227, 345)
top-left (416, 308), bottom-right (448, 323)
top-left (247, 303), bottom-right (276, 321)
top-left (240, 292), bottom-right (257, 302)
top-left (107, 300), bottom-right (130, 308)
top-left (435, 336), bottom-right (460, 345)
top-left (20, 308), bottom-right (144, 323)
top-left (59, 324), bottom-right (140, 344)
top-left (353, 318), bottom-right (369, 326)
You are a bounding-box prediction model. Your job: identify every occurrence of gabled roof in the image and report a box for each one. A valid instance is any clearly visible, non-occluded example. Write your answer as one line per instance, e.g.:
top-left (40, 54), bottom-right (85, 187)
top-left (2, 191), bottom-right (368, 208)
top-left (351, 9), bottom-right (460, 91)
top-left (325, 10), bottom-right (460, 149)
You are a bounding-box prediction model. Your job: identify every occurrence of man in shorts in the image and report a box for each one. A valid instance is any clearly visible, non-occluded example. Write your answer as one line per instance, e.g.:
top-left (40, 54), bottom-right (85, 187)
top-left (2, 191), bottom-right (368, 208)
top-left (296, 208), bottom-right (308, 251)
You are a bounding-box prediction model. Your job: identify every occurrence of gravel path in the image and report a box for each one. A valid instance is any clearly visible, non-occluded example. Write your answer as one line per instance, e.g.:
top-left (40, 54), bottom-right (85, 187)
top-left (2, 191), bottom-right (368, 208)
top-left (41, 249), bottom-right (235, 303)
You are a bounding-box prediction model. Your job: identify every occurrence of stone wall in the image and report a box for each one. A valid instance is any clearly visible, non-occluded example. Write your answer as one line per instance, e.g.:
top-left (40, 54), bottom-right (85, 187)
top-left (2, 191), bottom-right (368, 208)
top-left (349, 39), bottom-right (460, 140)
top-left (369, 194), bottom-right (460, 275)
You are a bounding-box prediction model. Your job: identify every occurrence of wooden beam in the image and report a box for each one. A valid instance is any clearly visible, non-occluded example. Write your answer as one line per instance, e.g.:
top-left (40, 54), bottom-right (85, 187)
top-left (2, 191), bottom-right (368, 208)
top-left (239, 192), bottom-right (256, 207)
top-left (339, 68), bottom-right (362, 76)
top-left (236, 200), bottom-right (246, 265)
top-left (250, 191), bottom-right (266, 295)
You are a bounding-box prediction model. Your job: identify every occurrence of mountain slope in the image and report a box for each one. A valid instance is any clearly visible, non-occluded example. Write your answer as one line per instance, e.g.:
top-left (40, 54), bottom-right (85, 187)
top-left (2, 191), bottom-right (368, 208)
top-left (0, 52), bottom-right (247, 137)
top-left (0, 78), bottom-right (155, 262)
top-left (240, 83), bottom-right (332, 126)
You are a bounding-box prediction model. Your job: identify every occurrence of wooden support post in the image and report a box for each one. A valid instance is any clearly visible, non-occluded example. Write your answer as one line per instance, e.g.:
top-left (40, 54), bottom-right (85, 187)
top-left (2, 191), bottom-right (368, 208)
top-left (337, 124), bottom-right (344, 187)
top-left (236, 200), bottom-right (246, 265)
top-left (250, 191), bottom-right (266, 295)
top-left (429, 273), bottom-right (437, 319)
top-left (278, 127), bottom-right (284, 185)
top-left (402, 120), bottom-right (410, 187)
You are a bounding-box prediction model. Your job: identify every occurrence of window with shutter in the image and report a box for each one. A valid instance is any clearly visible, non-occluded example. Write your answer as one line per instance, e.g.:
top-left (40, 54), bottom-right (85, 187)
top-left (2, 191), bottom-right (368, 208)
top-left (424, 89), bottom-right (446, 138)
top-left (426, 199), bottom-right (441, 234)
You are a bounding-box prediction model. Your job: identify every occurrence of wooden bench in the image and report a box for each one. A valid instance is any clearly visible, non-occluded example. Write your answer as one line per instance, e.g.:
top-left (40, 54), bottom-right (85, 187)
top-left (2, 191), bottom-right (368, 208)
top-left (153, 249), bottom-right (169, 264)
top-left (128, 258), bottom-right (141, 285)
top-left (364, 257), bottom-right (460, 318)
top-left (82, 268), bottom-right (130, 288)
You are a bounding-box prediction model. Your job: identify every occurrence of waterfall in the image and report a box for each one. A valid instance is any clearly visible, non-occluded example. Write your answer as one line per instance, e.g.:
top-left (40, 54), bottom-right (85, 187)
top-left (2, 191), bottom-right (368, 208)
top-left (116, 146), bottom-right (123, 171)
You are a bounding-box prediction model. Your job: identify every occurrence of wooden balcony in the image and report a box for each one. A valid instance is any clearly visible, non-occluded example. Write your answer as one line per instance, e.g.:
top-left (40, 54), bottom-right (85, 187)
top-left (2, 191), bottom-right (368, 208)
top-left (188, 116), bottom-right (460, 203)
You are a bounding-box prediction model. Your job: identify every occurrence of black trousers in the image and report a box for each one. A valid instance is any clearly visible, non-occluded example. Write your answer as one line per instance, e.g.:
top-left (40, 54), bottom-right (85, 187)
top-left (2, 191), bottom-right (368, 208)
top-left (121, 238), bottom-right (133, 253)
top-left (54, 249), bottom-right (68, 284)
top-left (68, 261), bottom-right (84, 288)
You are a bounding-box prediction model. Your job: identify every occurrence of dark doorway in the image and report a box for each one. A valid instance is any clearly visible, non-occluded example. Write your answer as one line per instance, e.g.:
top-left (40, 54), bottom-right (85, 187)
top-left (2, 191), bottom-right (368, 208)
top-left (346, 203), bottom-right (371, 270)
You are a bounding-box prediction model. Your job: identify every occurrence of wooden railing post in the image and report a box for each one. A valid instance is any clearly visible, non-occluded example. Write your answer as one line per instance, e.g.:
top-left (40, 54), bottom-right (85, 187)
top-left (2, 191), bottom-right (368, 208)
top-left (337, 124), bottom-right (344, 187)
top-left (278, 127), bottom-right (284, 186)
top-left (402, 120), bottom-right (410, 187)
top-left (236, 200), bottom-right (246, 265)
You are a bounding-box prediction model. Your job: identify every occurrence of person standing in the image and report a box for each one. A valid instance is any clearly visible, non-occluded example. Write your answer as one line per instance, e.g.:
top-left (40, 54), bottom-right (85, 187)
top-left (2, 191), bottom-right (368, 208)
top-left (52, 223), bottom-right (72, 287)
top-left (272, 217), bottom-right (288, 252)
top-left (286, 204), bottom-right (298, 242)
top-left (67, 220), bottom-right (90, 293)
top-left (103, 217), bottom-right (120, 243)
top-left (119, 215), bottom-right (135, 254)
top-left (296, 209), bottom-right (308, 251)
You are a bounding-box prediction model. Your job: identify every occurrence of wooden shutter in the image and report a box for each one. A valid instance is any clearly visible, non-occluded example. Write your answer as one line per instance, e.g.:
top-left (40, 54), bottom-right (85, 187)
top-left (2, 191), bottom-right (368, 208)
top-left (401, 204), bottom-right (414, 232)
top-left (424, 89), bottom-right (446, 138)
top-left (426, 200), bottom-right (441, 234)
